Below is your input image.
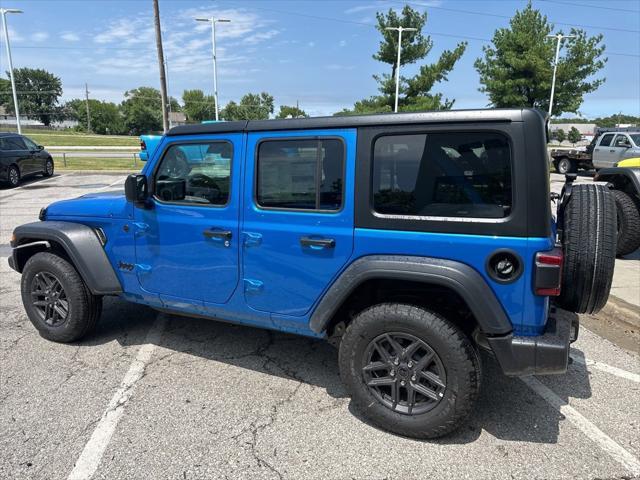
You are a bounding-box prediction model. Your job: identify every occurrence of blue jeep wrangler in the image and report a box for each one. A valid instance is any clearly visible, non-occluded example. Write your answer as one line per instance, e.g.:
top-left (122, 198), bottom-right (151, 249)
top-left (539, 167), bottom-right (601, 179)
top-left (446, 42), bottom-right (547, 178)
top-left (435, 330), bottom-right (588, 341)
top-left (8, 109), bottom-right (616, 438)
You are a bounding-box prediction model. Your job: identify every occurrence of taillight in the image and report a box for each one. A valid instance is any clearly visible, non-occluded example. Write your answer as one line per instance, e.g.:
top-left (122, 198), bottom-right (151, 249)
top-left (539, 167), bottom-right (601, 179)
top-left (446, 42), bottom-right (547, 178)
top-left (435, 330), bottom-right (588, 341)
top-left (534, 247), bottom-right (563, 296)
top-left (140, 140), bottom-right (147, 151)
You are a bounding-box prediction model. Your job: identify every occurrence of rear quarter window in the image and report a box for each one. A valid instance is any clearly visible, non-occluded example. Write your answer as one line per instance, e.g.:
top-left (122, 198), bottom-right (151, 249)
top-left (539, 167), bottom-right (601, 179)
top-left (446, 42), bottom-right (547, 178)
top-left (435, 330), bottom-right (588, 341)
top-left (372, 132), bottom-right (512, 219)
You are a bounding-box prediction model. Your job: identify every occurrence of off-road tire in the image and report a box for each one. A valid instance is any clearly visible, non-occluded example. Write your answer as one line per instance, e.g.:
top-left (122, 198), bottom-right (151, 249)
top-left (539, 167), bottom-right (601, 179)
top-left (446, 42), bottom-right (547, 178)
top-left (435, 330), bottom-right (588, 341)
top-left (613, 189), bottom-right (640, 256)
top-left (339, 303), bottom-right (481, 439)
top-left (43, 158), bottom-right (54, 177)
top-left (21, 252), bottom-right (102, 343)
top-left (7, 165), bottom-right (20, 187)
top-left (556, 157), bottom-right (576, 175)
top-left (558, 184), bottom-right (616, 314)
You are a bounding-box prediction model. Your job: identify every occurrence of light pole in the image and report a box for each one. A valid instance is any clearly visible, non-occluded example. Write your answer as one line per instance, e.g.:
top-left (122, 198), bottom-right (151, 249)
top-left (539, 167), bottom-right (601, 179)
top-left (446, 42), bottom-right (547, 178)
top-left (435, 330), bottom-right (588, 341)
top-left (196, 17), bottom-right (231, 121)
top-left (385, 26), bottom-right (417, 113)
top-left (1, 8), bottom-right (23, 134)
top-left (547, 33), bottom-right (575, 117)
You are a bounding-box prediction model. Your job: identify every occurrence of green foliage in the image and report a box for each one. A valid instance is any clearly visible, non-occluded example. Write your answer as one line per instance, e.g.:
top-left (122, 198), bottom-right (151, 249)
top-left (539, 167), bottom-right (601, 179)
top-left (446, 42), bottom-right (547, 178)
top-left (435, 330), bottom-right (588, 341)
top-left (0, 68), bottom-right (63, 126)
top-left (474, 3), bottom-right (606, 115)
top-left (120, 87), bottom-right (163, 135)
top-left (554, 128), bottom-right (566, 142)
top-left (65, 99), bottom-right (126, 135)
top-left (276, 105), bottom-right (308, 119)
top-left (339, 5), bottom-right (466, 115)
top-left (221, 92), bottom-right (274, 120)
top-left (182, 89), bottom-right (216, 122)
top-left (568, 126), bottom-right (582, 144)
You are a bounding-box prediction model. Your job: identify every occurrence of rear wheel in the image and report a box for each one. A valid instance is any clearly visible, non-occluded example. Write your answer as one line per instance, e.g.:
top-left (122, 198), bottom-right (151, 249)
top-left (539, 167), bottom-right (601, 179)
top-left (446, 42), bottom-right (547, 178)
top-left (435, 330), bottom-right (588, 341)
top-left (556, 157), bottom-right (576, 175)
top-left (21, 252), bottom-right (102, 343)
top-left (558, 184), bottom-right (616, 314)
top-left (339, 303), bottom-right (481, 439)
top-left (613, 189), bottom-right (640, 256)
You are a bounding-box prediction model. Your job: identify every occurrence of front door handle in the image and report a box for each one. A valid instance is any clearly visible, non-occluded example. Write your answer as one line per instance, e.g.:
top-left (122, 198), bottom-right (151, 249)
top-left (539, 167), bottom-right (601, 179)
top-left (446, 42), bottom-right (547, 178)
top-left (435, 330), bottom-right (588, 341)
top-left (203, 229), bottom-right (232, 240)
top-left (300, 237), bottom-right (335, 249)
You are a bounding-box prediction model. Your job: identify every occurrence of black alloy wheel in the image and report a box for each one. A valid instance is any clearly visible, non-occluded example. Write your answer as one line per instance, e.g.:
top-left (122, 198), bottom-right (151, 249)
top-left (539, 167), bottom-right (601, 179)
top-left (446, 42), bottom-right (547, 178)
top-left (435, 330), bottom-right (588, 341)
top-left (30, 271), bottom-right (69, 327)
top-left (362, 332), bottom-right (446, 415)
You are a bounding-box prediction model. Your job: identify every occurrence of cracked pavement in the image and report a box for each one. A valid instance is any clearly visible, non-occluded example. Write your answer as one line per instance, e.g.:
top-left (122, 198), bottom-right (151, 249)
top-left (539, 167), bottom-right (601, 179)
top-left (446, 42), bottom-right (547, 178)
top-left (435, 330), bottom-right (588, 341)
top-left (1, 173), bottom-right (639, 480)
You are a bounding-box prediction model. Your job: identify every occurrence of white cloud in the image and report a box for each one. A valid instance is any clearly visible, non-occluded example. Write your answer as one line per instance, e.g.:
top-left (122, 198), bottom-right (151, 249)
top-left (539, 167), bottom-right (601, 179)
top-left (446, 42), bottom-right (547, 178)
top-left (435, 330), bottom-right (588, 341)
top-left (308, 41), bottom-right (316, 47)
top-left (7, 28), bottom-right (24, 43)
top-left (61, 31), bottom-right (80, 42)
top-left (344, 0), bottom-right (442, 14)
top-left (244, 29), bottom-right (280, 45)
top-left (31, 32), bottom-right (49, 42)
top-left (339, 40), bottom-right (347, 47)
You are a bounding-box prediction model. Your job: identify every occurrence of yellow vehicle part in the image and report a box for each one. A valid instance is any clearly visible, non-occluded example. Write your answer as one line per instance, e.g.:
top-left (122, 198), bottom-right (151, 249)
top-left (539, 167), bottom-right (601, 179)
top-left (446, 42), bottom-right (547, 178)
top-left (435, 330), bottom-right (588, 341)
top-left (616, 157), bottom-right (640, 168)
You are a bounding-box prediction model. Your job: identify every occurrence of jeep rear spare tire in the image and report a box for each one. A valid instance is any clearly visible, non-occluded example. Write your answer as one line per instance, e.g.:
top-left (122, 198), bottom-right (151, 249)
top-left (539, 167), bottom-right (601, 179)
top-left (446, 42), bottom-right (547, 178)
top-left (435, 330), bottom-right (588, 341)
top-left (558, 183), bottom-right (616, 314)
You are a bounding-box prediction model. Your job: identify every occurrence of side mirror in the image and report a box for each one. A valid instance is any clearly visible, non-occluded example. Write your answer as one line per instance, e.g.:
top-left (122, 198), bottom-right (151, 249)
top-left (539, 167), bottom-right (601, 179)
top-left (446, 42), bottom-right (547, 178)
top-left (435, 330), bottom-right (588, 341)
top-left (125, 174), bottom-right (148, 205)
top-left (36, 145), bottom-right (44, 151)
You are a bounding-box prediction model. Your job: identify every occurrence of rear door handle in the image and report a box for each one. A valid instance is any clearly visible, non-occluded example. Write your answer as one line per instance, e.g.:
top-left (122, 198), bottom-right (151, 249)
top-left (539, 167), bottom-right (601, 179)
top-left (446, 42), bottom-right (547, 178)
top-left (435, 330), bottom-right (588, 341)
top-left (300, 237), bottom-right (335, 249)
top-left (203, 229), bottom-right (232, 240)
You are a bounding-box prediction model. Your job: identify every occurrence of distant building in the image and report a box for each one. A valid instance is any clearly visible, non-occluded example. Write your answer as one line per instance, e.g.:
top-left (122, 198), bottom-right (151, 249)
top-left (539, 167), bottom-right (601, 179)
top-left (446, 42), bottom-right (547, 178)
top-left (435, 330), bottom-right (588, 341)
top-left (169, 112), bottom-right (187, 127)
top-left (550, 123), bottom-right (597, 141)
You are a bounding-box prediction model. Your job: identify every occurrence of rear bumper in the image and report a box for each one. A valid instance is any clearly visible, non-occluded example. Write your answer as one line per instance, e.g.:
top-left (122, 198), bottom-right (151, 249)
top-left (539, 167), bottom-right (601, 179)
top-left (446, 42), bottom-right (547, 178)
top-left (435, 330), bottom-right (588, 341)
top-left (487, 306), bottom-right (578, 376)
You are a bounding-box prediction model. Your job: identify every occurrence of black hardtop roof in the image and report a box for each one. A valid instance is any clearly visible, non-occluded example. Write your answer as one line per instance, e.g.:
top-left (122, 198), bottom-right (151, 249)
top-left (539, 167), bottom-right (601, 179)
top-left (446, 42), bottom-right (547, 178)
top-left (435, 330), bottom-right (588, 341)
top-left (167, 108), bottom-right (541, 136)
top-left (0, 132), bottom-right (22, 137)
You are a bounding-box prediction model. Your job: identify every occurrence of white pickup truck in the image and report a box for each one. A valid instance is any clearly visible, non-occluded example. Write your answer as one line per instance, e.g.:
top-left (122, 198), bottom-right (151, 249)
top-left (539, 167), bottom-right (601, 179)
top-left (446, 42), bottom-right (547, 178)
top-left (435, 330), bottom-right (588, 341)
top-left (550, 131), bottom-right (640, 173)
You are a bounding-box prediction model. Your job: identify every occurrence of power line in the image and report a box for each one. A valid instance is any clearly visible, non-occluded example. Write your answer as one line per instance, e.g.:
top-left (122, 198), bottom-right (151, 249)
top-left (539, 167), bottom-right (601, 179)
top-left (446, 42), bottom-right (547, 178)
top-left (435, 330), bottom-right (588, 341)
top-left (536, 0), bottom-right (640, 14)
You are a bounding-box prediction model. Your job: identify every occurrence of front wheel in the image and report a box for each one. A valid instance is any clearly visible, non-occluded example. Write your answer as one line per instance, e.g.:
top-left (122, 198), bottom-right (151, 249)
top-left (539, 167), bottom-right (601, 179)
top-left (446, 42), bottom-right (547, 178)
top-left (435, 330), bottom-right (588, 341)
top-left (43, 158), bottom-right (54, 177)
top-left (21, 252), bottom-right (102, 342)
top-left (613, 190), bottom-right (640, 256)
top-left (339, 303), bottom-right (481, 439)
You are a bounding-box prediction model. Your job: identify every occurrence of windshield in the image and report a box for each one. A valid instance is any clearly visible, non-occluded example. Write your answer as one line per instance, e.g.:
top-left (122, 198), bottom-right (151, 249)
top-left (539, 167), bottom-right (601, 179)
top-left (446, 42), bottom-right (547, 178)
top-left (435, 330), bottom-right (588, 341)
top-left (629, 134), bottom-right (640, 146)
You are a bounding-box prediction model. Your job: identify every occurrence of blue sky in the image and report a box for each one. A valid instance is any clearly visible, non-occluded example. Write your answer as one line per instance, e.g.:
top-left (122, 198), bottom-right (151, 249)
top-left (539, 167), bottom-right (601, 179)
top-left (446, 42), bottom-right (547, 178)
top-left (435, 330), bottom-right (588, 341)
top-left (1, 0), bottom-right (639, 118)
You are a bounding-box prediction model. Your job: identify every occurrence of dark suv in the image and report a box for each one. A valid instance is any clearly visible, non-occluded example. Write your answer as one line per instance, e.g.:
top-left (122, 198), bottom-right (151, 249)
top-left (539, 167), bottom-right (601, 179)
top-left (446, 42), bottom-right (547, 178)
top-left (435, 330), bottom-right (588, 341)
top-left (8, 109), bottom-right (616, 438)
top-left (0, 132), bottom-right (54, 187)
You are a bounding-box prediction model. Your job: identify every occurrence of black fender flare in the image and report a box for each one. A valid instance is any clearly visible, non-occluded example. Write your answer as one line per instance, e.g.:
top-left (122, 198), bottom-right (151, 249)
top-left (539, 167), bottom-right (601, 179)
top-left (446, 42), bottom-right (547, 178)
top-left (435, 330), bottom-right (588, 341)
top-left (594, 167), bottom-right (640, 194)
top-left (9, 221), bottom-right (122, 295)
top-left (309, 255), bottom-right (512, 336)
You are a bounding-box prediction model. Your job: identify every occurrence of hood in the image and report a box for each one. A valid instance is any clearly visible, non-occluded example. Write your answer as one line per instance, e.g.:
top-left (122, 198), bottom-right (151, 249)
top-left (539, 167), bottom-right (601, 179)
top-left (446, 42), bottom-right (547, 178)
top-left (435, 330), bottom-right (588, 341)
top-left (45, 190), bottom-right (131, 219)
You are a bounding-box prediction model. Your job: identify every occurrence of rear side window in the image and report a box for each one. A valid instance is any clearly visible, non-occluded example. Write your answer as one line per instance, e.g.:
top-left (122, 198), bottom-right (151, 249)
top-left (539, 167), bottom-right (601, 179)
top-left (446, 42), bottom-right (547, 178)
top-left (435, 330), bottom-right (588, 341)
top-left (1, 136), bottom-right (26, 150)
top-left (257, 138), bottom-right (344, 211)
top-left (372, 132), bottom-right (512, 218)
top-left (599, 134), bottom-right (614, 147)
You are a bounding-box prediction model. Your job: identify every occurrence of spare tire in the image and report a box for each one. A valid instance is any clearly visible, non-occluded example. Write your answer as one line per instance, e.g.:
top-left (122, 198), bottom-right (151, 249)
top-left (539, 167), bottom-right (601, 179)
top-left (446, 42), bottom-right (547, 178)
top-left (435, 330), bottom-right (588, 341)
top-left (557, 183), bottom-right (616, 314)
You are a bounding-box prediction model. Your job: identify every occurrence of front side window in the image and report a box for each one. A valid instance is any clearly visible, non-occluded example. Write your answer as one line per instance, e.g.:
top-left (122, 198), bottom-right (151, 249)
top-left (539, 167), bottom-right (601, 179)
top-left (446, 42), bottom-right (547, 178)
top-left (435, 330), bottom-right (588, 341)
top-left (154, 142), bottom-right (232, 206)
top-left (372, 132), bottom-right (512, 218)
top-left (257, 138), bottom-right (344, 211)
top-left (23, 137), bottom-right (38, 150)
top-left (613, 135), bottom-right (630, 147)
top-left (599, 134), bottom-right (614, 147)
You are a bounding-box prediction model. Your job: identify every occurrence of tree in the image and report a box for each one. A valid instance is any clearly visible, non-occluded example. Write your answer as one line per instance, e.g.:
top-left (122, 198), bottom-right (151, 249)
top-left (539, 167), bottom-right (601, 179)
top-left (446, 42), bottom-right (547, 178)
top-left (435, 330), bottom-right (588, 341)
top-left (182, 89), bottom-right (216, 122)
top-left (338, 6), bottom-right (466, 114)
top-left (276, 105), bottom-right (308, 119)
top-left (554, 128), bottom-right (566, 143)
top-left (120, 87), bottom-right (163, 135)
top-left (568, 126), bottom-right (582, 145)
top-left (474, 3), bottom-right (606, 115)
top-left (0, 68), bottom-right (63, 126)
top-left (65, 99), bottom-right (126, 135)
top-left (221, 92), bottom-right (274, 120)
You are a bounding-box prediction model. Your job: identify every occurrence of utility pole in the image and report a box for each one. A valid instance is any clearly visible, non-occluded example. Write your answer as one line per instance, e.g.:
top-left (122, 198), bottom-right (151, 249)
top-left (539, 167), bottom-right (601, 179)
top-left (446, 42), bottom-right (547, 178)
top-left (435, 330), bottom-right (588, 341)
top-left (547, 33), bottom-right (575, 117)
top-left (196, 17), bottom-right (231, 121)
top-left (84, 83), bottom-right (91, 132)
top-left (153, 0), bottom-right (169, 132)
top-left (385, 26), bottom-right (417, 113)
top-left (164, 58), bottom-right (172, 129)
top-left (1, 8), bottom-right (23, 134)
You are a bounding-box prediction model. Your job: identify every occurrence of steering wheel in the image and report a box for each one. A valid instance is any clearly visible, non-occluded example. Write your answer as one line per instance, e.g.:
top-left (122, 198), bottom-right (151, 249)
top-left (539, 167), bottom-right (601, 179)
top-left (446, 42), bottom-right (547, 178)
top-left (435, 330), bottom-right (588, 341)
top-left (163, 149), bottom-right (190, 178)
top-left (189, 173), bottom-right (221, 201)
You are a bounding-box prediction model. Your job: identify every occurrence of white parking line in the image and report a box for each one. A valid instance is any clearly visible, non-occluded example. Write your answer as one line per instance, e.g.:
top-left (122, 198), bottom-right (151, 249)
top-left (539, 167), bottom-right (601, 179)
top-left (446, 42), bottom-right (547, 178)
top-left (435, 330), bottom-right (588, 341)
top-left (571, 356), bottom-right (640, 383)
top-left (67, 316), bottom-right (166, 480)
top-left (521, 376), bottom-right (640, 476)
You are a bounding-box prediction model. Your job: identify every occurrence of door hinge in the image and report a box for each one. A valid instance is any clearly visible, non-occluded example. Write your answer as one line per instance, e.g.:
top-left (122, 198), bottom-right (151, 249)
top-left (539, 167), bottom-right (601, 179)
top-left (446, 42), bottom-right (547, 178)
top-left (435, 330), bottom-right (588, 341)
top-left (243, 278), bottom-right (264, 293)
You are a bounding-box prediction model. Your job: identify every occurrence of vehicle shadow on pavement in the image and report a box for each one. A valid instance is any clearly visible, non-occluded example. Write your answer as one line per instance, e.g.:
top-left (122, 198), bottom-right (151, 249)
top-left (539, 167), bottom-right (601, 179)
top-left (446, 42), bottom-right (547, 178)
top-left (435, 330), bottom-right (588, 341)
top-left (87, 297), bottom-right (593, 446)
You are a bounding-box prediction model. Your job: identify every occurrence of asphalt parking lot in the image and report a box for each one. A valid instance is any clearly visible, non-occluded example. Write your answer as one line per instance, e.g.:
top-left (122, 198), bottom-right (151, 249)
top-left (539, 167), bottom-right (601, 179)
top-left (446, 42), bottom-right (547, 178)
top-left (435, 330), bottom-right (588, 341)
top-left (1, 172), bottom-right (639, 480)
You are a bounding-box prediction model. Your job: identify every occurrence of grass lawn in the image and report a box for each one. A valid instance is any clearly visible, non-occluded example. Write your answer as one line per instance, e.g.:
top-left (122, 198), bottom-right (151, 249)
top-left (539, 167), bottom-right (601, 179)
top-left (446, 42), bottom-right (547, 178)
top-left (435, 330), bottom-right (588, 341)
top-left (17, 129), bottom-right (140, 148)
top-left (56, 157), bottom-right (142, 171)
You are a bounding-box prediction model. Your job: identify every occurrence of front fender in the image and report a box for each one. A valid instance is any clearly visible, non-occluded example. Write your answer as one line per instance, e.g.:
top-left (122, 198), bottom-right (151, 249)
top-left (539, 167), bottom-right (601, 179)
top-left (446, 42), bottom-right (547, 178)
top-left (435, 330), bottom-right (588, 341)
top-left (309, 255), bottom-right (512, 335)
top-left (9, 221), bottom-right (122, 295)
